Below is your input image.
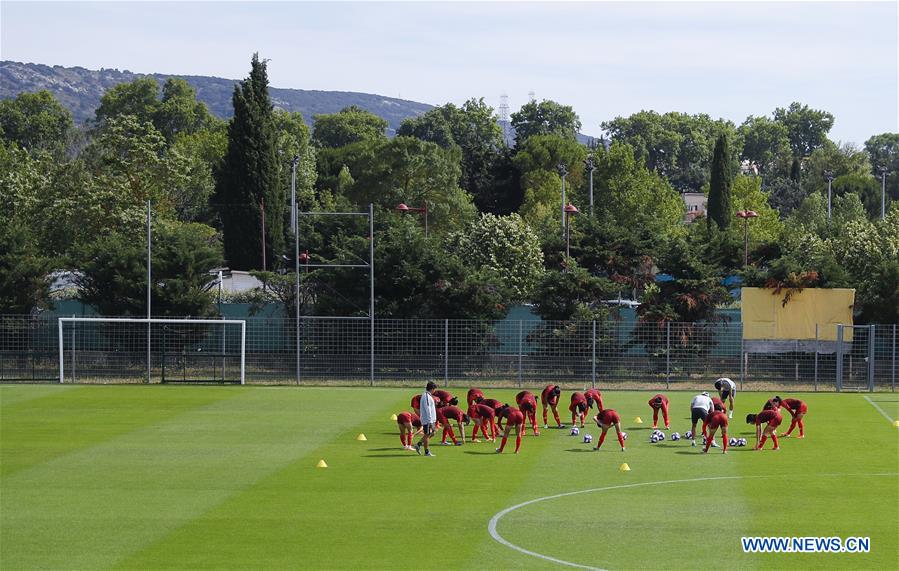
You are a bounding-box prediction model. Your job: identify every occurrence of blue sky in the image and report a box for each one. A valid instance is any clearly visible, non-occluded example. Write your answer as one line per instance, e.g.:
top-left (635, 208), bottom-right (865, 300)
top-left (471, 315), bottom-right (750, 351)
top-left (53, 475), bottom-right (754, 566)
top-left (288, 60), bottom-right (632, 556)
top-left (2, 1), bottom-right (896, 144)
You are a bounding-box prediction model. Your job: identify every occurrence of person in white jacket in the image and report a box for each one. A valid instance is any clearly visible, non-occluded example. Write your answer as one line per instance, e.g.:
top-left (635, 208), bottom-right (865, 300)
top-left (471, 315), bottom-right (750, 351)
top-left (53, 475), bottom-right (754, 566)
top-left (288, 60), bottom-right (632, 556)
top-left (415, 381), bottom-right (438, 457)
top-left (689, 392), bottom-right (718, 448)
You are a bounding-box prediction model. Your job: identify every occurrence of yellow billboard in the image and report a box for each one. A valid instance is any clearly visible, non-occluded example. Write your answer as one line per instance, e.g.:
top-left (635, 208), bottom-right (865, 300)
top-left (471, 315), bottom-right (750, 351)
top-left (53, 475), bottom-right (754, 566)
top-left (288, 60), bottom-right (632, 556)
top-left (741, 288), bottom-right (855, 341)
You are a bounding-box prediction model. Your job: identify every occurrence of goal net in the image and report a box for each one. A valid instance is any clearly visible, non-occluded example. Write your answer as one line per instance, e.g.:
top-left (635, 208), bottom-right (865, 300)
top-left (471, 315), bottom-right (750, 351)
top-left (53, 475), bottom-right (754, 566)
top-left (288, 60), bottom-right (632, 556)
top-left (58, 318), bottom-right (246, 384)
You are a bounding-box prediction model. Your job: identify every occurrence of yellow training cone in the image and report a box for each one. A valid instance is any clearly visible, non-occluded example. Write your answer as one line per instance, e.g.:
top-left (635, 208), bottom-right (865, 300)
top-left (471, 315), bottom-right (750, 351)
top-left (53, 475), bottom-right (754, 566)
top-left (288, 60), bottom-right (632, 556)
top-left (390, 414), bottom-right (398, 421)
top-left (316, 459), bottom-right (328, 468)
top-left (634, 417), bottom-right (643, 424)
top-left (619, 463), bottom-right (631, 472)
top-left (893, 420), bottom-right (899, 428)
top-left (356, 433), bottom-right (367, 441)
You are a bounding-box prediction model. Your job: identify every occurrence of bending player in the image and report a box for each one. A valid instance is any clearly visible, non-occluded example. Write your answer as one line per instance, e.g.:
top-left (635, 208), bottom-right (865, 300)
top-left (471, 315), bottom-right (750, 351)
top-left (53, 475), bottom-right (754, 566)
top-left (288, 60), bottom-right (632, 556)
top-left (437, 405), bottom-right (468, 446)
top-left (467, 387), bottom-right (484, 407)
top-left (516, 390), bottom-right (540, 435)
top-left (714, 377), bottom-right (737, 418)
top-left (703, 409), bottom-right (729, 454)
top-left (480, 397), bottom-right (505, 429)
top-left (541, 384), bottom-right (563, 429)
top-left (495, 404), bottom-right (526, 454)
top-left (468, 402), bottom-right (498, 442)
top-left (648, 393), bottom-right (670, 430)
top-left (746, 408), bottom-right (782, 451)
top-left (592, 407), bottom-right (626, 452)
top-left (771, 396), bottom-right (807, 438)
top-left (569, 391), bottom-right (588, 427)
top-left (433, 389), bottom-right (458, 408)
top-left (396, 411), bottom-right (423, 450)
top-left (585, 388), bottom-right (604, 413)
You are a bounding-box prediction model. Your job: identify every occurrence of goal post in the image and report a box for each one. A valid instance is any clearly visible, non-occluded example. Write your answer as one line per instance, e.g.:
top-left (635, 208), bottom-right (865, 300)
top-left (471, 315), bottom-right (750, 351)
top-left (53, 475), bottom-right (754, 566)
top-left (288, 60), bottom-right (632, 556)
top-left (58, 318), bottom-right (246, 385)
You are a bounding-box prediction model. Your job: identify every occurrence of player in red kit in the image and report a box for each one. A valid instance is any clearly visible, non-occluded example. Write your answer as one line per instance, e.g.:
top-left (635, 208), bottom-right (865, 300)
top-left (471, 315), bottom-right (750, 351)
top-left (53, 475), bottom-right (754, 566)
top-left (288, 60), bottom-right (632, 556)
top-left (584, 388), bottom-right (604, 413)
top-left (437, 405), bottom-right (468, 446)
top-left (747, 409), bottom-right (782, 450)
top-left (569, 391), bottom-right (589, 427)
top-left (495, 405), bottom-right (526, 453)
top-left (468, 402), bottom-right (498, 442)
top-left (648, 394), bottom-right (670, 430)
top-left (411, 394), bottom-right (422, 416)
top-left (396, 411), bottom-right (422, 450)
top-left (592, 408), bottom-right (626, 452)
top-left (467, 388), bottom-right (485, 407)
top-left (516, 390), bottom-right (539, 435)
top-left (711, 397), bottom-right (726, 412)
top-left (541, 385), bottom-right (563, 428)
top-left (703, 410), bottom-right (729, 454)
top-left (771, 396), bottom-right (808, 438)
top-left (433, 389), bottom-right (458, 408)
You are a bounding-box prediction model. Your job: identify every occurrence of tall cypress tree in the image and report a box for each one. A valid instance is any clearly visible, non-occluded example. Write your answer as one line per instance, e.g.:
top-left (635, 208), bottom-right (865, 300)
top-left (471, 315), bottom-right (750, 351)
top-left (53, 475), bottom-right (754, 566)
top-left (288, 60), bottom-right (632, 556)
top-left (707, 133), bottom-right (733, 231)
top-left (216, 53), bottom-right (284, 270)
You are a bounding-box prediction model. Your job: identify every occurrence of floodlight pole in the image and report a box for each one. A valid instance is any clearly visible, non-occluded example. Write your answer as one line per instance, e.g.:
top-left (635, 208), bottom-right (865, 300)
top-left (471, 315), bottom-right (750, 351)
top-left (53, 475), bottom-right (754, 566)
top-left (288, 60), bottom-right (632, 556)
top-left (824, 170), bottom-right (834, 220)
top-left (146, 200), bottom-right (152, 384)
top-left (585, 154), bottom-right (596, 215)
top-left (369, 203), bottom-right (375, 387)
top-left (879, 166), bottom-right (888, 220)
top-left (291, 154), bottom-right (300, 385)
top-left (558, 163), bottom-right (568, 239)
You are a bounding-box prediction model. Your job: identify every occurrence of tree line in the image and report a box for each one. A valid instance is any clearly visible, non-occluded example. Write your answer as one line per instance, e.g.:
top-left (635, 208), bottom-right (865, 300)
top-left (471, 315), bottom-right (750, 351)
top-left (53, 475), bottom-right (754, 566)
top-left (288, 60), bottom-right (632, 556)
top-left (1, 54), bottom-right (897, 325)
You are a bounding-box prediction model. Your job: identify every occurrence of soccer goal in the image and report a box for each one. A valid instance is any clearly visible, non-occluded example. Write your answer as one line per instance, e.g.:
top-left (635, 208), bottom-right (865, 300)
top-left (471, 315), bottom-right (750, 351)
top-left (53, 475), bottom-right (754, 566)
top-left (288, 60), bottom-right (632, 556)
top-left (58, 318), bottom-right (246, 384)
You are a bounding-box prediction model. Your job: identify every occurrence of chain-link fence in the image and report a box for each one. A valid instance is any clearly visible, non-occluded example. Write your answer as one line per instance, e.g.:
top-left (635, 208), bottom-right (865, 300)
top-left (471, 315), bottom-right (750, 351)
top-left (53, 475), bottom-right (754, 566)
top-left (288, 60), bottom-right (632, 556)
top-left (1, 314), bottom-right (896, 390)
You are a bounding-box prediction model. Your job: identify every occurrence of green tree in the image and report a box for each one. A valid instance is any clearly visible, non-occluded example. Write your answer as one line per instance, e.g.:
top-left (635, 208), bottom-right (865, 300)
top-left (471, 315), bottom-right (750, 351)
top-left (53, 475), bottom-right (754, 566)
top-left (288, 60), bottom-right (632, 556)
top-left (215, 53), bottom-right (283, 271)
top-left (510, 99), bottom-right (581, 146)
top-left (729, 175), bottom-right (782, 244)
top-left (170, 124), bottom-right (228, 223)
top-left (601, 111), bottom-right (736, 192)
top-left (766, 176), bottom-right (805, 218)
top-left (864, 132), bottom-right (899, 203)
top-left (95, 77), bottom-right (161, 128)
top-left (833, 173), bottom-right (884, 219)
top-left (397, 98), bottom-right (508, 213)
top-left (311, 105), bottom-right (388, 149)
top-left (773, 102), bottom-right (834, 159)
top-left (0, 223), bottom-right (52, 314)
top-left (707, 134), bottom-right (733, 231)
top-left (531, 261), bottom-right (614, 321)
top-left (514, 134), bottom-right (587, 229)
top-left (446, 213), bottom-right (544, 302)
top-left (0, 90), bottom-right (74, 158)
top-left (77, 221), bottom-right (222, 317)
top-left (155, 78), bottom-right (217, 142)
top-left (738, 115), bottom-right (791, 177)
top-left (803, 141), bottom-right (871, 197)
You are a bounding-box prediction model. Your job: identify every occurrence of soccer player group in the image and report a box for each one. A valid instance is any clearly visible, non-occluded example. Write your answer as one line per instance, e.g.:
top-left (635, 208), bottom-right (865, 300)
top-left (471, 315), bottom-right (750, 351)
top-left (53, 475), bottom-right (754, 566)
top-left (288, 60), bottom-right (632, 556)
top-left (394, 377), bottom-right (808, 457)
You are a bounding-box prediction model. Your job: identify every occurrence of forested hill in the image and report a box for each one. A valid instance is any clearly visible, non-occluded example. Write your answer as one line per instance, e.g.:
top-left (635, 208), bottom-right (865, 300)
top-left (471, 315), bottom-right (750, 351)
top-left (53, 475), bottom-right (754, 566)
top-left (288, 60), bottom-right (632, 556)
top-left (0, 60), bottom-right (434, 131)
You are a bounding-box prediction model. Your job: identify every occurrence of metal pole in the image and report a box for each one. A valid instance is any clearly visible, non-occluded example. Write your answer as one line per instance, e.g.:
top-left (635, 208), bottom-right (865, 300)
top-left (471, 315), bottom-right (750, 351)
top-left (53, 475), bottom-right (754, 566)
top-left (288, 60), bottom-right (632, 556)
top-left (892, 324), bottom-right (896, 393)
top-left (739, 325), bottom-right (745, 391)
top-left (814, 323), bottom-right (819, 392)
top-left (71, 314), bottom-right (75, 384)
top-left (369, 203), bottom-right (375, 387)
top-left (561, 174), bottom-right (566, 239)
top-left (293, 157), bottom-right (300, 386)
top-left (58, 318), bottom-right (64, 383)
top-left (517, 320), bottom-right (523, 388)
top-left (444, 319), bottom-right (449, 387)
top-left (565, 213), bottom-right (570, 258)
top-left (591, 320), bottom-right (597, 389)
top-left (827, 178), bottom-right (832, 220)
top-left (868, 325), bottom-right (876, 392)
top-left (836, 324), bottom-right (844, 391)
top-left (147, 200), bottom-right (151, 384)
top-left (666, 321), bottom-right (671, 390)
top-left (881, 171), bottom-right (887, 220)
top-left (589, 168), bottom-right (594, 215)
top-left (261, 197), bottom-right (266, 272)
top-left (219, 270), bottom-right (225, 383)
top-left (743, 218), bottom-right (749, 266)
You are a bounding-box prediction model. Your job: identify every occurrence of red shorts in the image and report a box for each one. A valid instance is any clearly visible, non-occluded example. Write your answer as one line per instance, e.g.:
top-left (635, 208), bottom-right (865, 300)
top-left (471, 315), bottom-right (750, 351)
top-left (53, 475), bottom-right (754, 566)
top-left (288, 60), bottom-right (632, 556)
top-left (796, 403), bottom-right (808, 414)
top-left (765, 416), bottom-right (782, 429)
top-left (707, 416), bottom-right (728, 430)
top-left (397, 412), bottom-right (412, 425)
top-left (598, 411), bottom-right (620, 426)
top-left (506, 411), bottom-right (525, 425)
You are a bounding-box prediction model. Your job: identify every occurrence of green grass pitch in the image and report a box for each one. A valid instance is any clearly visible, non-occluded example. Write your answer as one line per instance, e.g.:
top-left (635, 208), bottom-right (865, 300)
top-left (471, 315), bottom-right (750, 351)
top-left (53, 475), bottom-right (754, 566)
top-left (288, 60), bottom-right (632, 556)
top-left (2, 385), bottom-right (897, 570)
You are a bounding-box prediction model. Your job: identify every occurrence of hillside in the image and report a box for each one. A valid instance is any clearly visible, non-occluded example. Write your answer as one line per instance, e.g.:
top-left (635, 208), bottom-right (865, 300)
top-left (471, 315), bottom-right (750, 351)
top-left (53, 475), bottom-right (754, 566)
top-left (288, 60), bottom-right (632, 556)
top-left (0, 61), bottom-right (433, 132)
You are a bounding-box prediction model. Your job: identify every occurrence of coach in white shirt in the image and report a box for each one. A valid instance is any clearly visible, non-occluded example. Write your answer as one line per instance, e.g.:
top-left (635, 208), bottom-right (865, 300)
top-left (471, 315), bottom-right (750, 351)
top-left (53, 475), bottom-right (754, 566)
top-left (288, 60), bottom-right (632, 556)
top-left (415, 381), bottom-right (438, 457)
top-left (689, 392), bottom-right (717, 448)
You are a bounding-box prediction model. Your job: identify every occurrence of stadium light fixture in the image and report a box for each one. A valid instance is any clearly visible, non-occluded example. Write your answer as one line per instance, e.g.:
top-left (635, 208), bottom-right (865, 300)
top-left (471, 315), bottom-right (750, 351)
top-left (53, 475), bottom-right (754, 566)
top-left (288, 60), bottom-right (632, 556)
top-left (736, 210), bottom-right (759, 266)
top-left (395, 202), bottom-right (428, 237)
top-left (564, 203), bottom-right (579, 259)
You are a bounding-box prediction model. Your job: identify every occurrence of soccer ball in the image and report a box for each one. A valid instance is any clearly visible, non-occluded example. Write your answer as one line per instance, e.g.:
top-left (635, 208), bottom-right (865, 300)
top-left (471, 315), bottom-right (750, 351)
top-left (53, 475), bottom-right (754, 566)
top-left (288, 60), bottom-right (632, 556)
top-left (671, 432), bottom-right (680, 441)
top-left (570, 426), bottom-right (580, 436)
top-left (656, 431), bottom-right (665, 441)
top-left (621, 431), bottom-right (628, 441)
top-left (583, 434), bottom-right (593, 444)
top-left (738, 438), bottom-right (747, 446)
top-left (650, 434), bottom-right (659, 443)
top-left (685, 430), bottom-right (693, 440)
top-left (729, 438), bottom-right (737, 446)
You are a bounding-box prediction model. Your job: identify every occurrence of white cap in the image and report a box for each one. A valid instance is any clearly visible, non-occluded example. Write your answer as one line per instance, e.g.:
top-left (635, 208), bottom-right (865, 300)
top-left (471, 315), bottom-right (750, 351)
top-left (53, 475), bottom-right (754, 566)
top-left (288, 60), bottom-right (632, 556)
top-left (701, 391), bottom-right (710, 397)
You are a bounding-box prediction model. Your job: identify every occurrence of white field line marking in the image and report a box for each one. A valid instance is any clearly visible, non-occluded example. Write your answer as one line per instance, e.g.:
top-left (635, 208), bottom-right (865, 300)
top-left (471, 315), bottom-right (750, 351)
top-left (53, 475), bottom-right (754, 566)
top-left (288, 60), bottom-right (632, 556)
top-left (488, 473), bottom-right (898, 570)
top-left (863, 395), bottom-right (897, 426)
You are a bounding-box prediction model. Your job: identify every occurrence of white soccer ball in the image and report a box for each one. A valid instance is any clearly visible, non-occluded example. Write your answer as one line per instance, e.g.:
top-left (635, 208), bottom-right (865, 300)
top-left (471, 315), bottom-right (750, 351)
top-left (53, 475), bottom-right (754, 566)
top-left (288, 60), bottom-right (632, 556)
top-left (671, 432), bottom-right (680, 441)
top-left (650, 434), bottom-right (659, 443)
top-left (685, 430), bottom-right (693, 440)
top-left (621, 431), bottom-right (628, 440)
top-left (738, 438), bottom-right (747, 446)
top-left (729, 438), bottom-right (737, 446)
top-left (570, 426), bottom-right (580, 436)
top-left (656, 432), bottom-right (665, 441)
top-left (583, 434), bottom-right (593, 443)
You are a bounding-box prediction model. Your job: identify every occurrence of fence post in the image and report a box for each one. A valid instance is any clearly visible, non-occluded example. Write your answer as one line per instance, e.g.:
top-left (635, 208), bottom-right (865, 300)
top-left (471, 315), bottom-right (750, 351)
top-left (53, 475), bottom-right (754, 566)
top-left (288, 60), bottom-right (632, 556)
top-left (665, 321), bottom-right (671, 390)
top-left (444, 319), bottom-right (449, 388)
top-left (739, 323), bottom-right (744, 391)
top-left (71, 314), bottom-right (75, 384)
top-left (868, 325), bottom-right (876, 392)
top-left (814, 324), bottom-right (819, 392)
top-left (517, 320), bottom-right (523, 388)
top-left (836, 324), bottom-right (844, 392)
top-left (892, 324), bottom-right (896, 393)
top-left (591, 320), bottom-right (597, 389)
